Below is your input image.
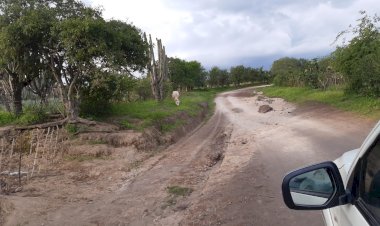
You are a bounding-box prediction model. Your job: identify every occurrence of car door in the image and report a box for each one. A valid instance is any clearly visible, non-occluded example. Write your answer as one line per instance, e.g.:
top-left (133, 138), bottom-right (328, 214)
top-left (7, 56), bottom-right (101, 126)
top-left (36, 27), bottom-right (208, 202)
top-left (331, 136), bottom-right (380, 226)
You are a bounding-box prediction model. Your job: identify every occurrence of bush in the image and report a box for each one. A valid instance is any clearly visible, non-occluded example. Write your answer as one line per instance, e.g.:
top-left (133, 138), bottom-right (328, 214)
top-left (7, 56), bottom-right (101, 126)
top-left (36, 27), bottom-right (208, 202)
top-left (334, 12), bottom-right (380, 97)
top-left (134, 77), bottom-right (152, 101)
top-left (80, 73), bottom-right (137, 117)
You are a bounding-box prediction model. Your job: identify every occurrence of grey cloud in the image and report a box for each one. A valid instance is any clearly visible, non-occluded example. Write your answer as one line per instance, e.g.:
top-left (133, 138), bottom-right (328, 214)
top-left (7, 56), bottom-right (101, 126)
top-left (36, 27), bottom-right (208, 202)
top-left (115, 0), bottom-right (379, 69)
top-left (162, 0), bottom-right (356, 13)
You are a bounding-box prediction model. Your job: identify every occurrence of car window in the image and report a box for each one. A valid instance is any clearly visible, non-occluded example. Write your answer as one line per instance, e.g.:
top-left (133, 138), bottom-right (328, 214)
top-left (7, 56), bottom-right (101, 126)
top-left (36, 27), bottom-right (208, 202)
top-left (361, 138), bottom-right (380, 222)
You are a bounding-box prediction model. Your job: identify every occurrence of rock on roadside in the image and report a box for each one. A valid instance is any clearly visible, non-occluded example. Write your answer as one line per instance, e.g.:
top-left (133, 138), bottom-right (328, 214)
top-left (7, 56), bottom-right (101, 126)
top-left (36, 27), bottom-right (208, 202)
top-left (258, 105), bottom-right (273, 113)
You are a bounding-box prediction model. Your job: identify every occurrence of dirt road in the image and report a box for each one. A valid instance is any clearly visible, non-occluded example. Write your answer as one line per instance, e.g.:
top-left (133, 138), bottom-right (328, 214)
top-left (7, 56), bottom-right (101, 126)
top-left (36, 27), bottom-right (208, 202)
top-left (3, 87), bottom-right (376, 226)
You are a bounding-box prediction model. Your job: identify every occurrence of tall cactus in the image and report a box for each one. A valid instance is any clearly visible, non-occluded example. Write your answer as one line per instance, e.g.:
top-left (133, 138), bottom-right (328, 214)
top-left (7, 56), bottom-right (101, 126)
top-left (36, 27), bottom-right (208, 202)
top-left (144, 33), bottom-right (168, 101)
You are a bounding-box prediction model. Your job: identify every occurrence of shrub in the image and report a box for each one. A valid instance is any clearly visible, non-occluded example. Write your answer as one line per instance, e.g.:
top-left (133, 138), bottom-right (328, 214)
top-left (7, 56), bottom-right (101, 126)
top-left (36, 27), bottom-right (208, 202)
top-left (80, 73), bottom-right (137, 117)
top-left (134, 77), bottom-right (152, 101)
top-left (334, 12), bottom-right (380, 97)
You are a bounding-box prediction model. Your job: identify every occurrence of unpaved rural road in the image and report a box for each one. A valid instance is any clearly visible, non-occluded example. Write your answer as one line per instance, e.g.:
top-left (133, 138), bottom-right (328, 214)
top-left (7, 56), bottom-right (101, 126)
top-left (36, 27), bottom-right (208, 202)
top-left (5, 87), bottom-right (376, 226)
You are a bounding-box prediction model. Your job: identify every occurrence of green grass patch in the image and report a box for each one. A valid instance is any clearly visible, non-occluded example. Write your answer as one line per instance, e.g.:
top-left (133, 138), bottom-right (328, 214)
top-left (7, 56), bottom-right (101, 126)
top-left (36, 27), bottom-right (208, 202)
top-left (107, 87), bottom-right (233, 131)
top-left (260, 86), bottom-right (380, 119)
top-left (160, 119), bottom-right (186, 132)
top-left (167, 186), bottom-right (193, 197)
top-left (0, 104), bottom-right (50, 126)
top-left (0, 109), bottom-right (46, 126)
top-left (0, 111), bottom-right (15, 126)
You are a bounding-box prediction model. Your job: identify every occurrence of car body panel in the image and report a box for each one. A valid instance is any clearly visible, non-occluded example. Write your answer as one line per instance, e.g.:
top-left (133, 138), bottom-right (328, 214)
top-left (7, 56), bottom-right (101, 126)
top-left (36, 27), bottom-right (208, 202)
top-left (333, 149), bottom-right (360, 186)
top-left (346, 121), bottom-right (380, 180)
top-left (321, 121), bottom-right (380, 226)
top-left (325, 205), bottom-right (369, 226)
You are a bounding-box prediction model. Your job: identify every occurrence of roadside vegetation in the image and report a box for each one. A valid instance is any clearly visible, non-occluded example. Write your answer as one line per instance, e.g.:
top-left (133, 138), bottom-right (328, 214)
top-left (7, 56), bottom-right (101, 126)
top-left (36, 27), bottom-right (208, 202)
top-left (1, 1), bottom-right (378, 130)
top-left (0, 0), bottom-right (270, 130)
top-left (266, 11), bottom-right (380, 119)
top-left (261, 86), bottom-right (380, 118)
top-left (104, 86), bottom-right (240, 132)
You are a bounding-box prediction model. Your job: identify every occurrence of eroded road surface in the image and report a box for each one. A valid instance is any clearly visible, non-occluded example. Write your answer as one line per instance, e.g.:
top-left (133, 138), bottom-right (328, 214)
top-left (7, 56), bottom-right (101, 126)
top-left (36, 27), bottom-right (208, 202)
top-left (5, 87), bottom-right (377, 226)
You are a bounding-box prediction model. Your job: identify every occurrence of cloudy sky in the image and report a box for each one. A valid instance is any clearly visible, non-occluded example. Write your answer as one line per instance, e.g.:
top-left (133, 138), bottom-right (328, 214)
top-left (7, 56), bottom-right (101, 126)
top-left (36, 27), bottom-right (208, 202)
top-left (88, 0), bottom-right (380, 69)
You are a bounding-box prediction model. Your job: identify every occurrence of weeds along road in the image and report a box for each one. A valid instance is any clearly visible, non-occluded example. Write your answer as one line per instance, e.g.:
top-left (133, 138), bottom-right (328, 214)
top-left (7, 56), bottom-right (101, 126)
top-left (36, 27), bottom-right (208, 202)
top-left (6, 87), bottom-right (376, 226)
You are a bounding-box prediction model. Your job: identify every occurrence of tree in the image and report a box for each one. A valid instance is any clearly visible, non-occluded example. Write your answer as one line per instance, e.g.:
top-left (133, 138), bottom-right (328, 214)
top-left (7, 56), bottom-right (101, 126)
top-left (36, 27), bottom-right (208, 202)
top-left (0, 0), bottom-right (53, 115)
top-left (0, 0), bottom-right (148, 120)
top-left (168, 57), bottom-right (187, 90)
top-left (257, 67), bottom-right (271, 84)
top-left (271, 57), bottom-right (308, 87)
top-left (208, 66), bottom-right (221, 88)
top-left (168, 58), bottom-right (205, 91)
top-left (208, 66), bottom-right (230, 88)
top-left (219, 69), bottom-right (230, 87)
top-left (230, 65), bottom-right (245, 87)
top-left (185, 60), bottom-right (204, 90)
top-left (45, 2), bottom-right (147, 120)
top-left (334, 11), bottom-right (380, 96)
top-left (244, 67), bottom-right (259, 84)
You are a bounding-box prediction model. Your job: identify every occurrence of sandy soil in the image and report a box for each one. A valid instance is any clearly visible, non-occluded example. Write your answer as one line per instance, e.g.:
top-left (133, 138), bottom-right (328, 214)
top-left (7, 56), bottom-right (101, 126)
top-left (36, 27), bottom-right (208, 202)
top-left (1, 87), bottom-right (377, 226)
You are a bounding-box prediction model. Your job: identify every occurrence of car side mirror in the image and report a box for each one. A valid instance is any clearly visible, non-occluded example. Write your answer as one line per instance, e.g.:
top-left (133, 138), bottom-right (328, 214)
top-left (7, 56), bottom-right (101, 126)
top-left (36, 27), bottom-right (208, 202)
top-left (282, 161), bottom-right (346, 210)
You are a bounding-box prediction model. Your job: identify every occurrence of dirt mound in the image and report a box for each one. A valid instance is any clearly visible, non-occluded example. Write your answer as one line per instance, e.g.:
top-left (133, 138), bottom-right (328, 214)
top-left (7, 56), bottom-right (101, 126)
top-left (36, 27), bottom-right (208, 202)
top-left (78, 131), bottom-right (142, 147)
top-left (66, 144), bottom-right (112, 157)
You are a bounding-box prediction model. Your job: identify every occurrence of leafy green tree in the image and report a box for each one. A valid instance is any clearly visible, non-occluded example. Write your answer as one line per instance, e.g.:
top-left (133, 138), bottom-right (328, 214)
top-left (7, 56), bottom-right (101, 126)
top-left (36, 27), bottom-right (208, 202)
top-left (47, 2), bottom-right (147, 120)
top-left (208, 66), bottom-right (230, 88)
top-left (168, 58), bottom-right (187, 90)
top-left (244, 67), bottom-right (259, 84)
top-left (334, 11), bottom-right (380, 96)
top-left (186, 61), bottom-right (205, 89)
top-left (0, 0), bottom-right (148, 120)
top-left (257, 67), bottom-right (271, 83)
top-left (208, 66), bottom-right (221, 88)
top-left (219, 69), bottom-right (230, 87)
top-left (230, 65), bottom-right (245, 87)
top-left (0, 0), bottom-right (53, 115)
top-left (271, 57), bottom-right (308, 87)
top-left (168, 58), bottom-right (205, 91)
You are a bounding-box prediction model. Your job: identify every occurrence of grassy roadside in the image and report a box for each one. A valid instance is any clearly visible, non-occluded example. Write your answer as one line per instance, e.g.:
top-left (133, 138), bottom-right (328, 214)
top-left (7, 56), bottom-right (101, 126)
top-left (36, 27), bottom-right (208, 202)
top-left (259, 86), bottom-right (380, 119)
top-left (105, 87), bottom-right (233, 131)
top-left (0, 85), bottom-right (252, 129)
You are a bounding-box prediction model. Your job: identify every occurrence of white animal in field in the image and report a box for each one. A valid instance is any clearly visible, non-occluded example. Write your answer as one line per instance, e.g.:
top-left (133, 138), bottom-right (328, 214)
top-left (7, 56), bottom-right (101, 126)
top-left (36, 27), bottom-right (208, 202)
top-left (172, 91), bottom-right (180, 106)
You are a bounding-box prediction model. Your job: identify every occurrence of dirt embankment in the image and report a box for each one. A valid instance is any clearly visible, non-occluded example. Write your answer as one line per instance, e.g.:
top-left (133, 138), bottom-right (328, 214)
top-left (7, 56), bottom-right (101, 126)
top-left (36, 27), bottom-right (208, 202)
top-left (0, 102), bottom-right (210, 226)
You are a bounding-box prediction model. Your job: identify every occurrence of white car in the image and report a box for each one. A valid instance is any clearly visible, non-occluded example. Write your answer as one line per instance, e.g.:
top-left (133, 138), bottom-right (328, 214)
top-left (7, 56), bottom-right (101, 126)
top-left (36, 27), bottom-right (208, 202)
top-left (282, 120), bottom-right (380, 226)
